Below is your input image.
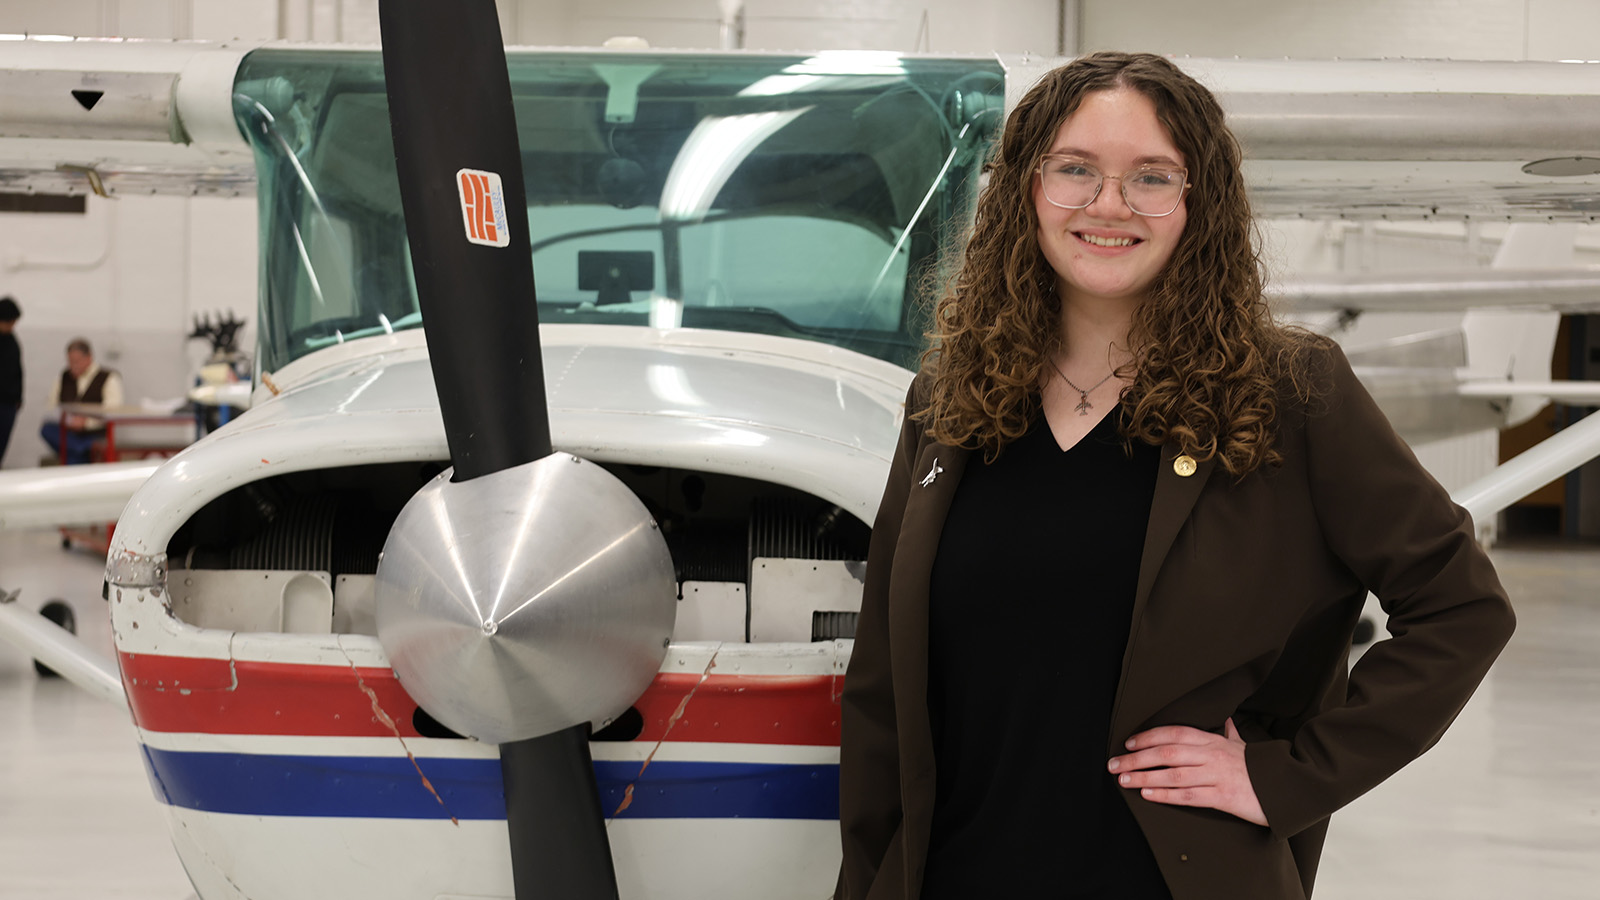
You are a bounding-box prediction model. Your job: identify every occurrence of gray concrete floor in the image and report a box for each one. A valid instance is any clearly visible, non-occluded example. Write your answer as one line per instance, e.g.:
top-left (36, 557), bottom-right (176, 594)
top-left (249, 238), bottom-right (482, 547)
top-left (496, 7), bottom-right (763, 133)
top-left (0, 528), bottom-right (1595, 899)
top-left (0, 528), bottom-right (193, 900)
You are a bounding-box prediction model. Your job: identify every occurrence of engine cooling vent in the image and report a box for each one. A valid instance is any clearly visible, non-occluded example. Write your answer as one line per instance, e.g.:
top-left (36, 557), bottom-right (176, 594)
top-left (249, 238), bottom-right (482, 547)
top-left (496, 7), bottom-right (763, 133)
top-left (812, 610), bottom-right (858, 641)
top-left (663, 521), bottom-right (748, 584)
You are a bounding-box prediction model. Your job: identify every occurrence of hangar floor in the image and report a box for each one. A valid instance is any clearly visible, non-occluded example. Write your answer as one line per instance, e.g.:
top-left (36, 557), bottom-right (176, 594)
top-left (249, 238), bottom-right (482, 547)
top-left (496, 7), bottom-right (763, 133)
top-left (0, 527), bottom-right (1596, 900)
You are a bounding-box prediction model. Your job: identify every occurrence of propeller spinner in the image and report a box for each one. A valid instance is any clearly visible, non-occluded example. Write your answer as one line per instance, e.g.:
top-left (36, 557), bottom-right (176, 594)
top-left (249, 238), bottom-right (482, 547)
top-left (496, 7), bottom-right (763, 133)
top-left (373, 2), bottom-right (676, 896)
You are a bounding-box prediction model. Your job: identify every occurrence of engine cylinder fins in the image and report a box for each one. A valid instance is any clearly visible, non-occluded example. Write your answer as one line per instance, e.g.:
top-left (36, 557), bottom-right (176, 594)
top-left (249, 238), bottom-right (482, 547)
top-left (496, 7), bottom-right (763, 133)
top-left (216, 491), bottom-right (390, 576)
top-left (374, 453), bottom-right (677, 745)
top-left (227, 491), bottom-right (336, 572)
top-left (748, 497), bottom-right (869, 562)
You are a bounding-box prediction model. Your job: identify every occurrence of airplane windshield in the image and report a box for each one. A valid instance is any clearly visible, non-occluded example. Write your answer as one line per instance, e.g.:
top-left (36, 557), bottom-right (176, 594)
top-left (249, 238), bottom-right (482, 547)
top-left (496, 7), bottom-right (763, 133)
top-left (233, 48), bottom-right (1004, 374)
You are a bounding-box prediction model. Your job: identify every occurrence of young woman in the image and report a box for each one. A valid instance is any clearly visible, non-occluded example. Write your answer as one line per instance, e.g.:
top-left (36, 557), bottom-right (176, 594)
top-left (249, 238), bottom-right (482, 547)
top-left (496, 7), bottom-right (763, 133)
top-left (835, 52), bottom-right (1514, 900)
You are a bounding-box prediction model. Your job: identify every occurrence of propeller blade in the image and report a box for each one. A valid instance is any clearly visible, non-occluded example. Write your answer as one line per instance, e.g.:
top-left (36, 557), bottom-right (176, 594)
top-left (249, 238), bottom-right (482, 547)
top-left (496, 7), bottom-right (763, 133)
top-left (378, 3), bottom-right (621, 898)
top-left (381, 0), bottom-right (551, 479)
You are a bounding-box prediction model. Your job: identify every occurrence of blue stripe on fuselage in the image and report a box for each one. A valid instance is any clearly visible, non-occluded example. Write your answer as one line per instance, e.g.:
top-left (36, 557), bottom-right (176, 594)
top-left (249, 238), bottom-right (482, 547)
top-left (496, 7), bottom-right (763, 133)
top-left (139, 746), bottom-right (840, 820)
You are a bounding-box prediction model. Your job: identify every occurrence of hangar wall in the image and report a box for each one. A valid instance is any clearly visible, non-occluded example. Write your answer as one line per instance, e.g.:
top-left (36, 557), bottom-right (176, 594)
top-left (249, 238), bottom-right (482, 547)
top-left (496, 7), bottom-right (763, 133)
top-left (0, 0), bottom-right (1597, 480)
top-left (1, 197), bottom-right (256, 470)
top-left (1083, 0), bottom-right (1600, 61)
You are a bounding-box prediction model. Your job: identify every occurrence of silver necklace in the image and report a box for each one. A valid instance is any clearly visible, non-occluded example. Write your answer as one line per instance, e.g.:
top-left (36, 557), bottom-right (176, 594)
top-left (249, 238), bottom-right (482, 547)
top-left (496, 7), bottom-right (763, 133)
top-left (1050, 359), bottom-right (1117, 416)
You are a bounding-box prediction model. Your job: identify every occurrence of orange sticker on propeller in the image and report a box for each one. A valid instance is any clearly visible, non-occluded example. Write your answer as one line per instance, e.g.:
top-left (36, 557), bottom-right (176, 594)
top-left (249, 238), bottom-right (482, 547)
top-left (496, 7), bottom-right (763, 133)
top-left (457, 168), bottom-right (510, 248)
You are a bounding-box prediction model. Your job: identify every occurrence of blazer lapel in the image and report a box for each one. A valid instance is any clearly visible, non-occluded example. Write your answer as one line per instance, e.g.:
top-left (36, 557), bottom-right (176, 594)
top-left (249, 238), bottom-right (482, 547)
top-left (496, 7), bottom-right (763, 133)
top-left (1108, 443), bottom-right (1216, 749)
top-left (886, 441), bottom-right (969, 792)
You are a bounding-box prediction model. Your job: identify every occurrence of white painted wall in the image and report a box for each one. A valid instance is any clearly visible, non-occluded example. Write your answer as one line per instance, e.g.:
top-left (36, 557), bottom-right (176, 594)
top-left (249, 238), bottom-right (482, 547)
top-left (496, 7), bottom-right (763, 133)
top-left (12, 0), bottom-right (1598, 59)
top-left (1080, 0), bottom-right (1600, 61)
top-left (500, 0), bottom-right (1058, 55)
top-left (0, 195), bottom-right (256, 468)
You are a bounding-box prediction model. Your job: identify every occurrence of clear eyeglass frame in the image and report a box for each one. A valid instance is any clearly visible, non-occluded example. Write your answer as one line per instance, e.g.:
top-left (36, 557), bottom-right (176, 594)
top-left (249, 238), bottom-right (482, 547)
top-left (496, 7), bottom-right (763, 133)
top-left (1036, 154), bottom-right (1191, 218)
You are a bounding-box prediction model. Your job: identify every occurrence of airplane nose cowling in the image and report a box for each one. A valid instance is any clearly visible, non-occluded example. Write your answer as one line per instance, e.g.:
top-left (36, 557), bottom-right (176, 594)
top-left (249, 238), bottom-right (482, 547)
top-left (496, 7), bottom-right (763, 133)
top-left (373, 453), bottom-right (676, 745)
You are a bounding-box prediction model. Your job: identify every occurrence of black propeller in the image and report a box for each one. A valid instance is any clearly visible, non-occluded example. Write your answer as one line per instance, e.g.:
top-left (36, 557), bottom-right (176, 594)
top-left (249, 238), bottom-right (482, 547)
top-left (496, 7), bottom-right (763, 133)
top-left (376, 3), bottom-right (662, 897)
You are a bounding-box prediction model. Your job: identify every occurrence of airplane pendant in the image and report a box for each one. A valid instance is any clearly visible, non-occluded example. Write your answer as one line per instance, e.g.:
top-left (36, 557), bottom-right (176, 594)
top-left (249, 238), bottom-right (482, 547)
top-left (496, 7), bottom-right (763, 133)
top-left (1074, 392), bottom-right (1092, 415)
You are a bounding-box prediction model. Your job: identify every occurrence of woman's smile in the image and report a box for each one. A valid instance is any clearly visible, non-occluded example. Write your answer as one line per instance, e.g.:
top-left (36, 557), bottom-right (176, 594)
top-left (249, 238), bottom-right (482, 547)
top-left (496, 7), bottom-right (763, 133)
top-left (1073, 229), bottom-right (1143, 251)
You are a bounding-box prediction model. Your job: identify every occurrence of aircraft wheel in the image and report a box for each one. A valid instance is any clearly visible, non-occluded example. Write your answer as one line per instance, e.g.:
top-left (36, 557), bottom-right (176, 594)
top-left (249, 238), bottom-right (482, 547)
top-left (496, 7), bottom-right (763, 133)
top-left (33, 600), bottom-right (76, 678)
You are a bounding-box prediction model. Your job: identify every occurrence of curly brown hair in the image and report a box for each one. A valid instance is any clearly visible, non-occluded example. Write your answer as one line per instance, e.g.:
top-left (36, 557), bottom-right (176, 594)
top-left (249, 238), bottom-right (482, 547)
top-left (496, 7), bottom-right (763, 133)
top-left (918, 51), bottom-right (1327, 475)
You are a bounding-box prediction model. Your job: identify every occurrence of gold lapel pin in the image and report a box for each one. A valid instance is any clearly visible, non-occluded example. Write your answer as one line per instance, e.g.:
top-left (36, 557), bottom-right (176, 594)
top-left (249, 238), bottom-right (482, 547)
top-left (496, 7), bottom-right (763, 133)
top-left (1173, 454), bottom-right (1197, 478)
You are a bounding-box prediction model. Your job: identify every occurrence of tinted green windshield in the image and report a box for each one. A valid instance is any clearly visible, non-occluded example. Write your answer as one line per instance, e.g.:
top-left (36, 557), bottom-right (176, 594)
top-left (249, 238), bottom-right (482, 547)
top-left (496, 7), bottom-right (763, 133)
top-left (234, 48), bottom-right (1003, 374)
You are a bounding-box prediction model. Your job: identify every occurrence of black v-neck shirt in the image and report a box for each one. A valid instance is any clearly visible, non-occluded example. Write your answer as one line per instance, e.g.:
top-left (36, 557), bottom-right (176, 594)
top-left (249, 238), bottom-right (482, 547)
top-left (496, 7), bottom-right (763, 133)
top-left (922, 408), bottom-right (1170, 899)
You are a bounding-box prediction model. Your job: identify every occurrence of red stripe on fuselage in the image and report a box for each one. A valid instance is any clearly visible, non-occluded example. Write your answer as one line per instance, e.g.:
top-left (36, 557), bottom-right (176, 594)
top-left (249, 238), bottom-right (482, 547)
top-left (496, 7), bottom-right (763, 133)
top-left (630, 672), bottom-right (840, 746)
top-left (120, 652), bottom-right (841, 746)
top-left (122, 652), bottom-right (427, 737)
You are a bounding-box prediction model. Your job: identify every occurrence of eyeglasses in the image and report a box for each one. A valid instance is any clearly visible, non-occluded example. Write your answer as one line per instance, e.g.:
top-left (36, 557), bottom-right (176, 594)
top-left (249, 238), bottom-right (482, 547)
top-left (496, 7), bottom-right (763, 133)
top-left (1036, 155), bottom-right (1190, 218)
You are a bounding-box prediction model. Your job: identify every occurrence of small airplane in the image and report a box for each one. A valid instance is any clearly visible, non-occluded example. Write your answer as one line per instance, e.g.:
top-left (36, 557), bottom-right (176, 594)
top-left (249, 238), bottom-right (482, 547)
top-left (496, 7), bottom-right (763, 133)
top-left (4, 15), bottom-right (1600, 900)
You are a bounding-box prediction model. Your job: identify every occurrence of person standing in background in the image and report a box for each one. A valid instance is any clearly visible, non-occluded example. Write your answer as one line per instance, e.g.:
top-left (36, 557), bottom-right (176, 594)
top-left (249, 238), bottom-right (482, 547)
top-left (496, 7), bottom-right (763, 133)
top-left (0, 297), bottom-right (20, 463)
top-left (41, 337), bottom-right (123, 465)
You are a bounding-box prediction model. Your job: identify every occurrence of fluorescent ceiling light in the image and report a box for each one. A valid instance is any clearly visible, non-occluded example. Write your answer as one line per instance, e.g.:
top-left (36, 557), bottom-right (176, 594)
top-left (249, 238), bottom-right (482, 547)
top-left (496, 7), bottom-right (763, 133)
top-left (662, 51), bottom-right (904, 219)
top-left (740, 73), bottom-right (832, 97)
top-left (740, 52), bottom-right (905, 97)
top-left (785, 51), bottom-right (904, 76)
top-left (659, 107), bottom-right (812, 222)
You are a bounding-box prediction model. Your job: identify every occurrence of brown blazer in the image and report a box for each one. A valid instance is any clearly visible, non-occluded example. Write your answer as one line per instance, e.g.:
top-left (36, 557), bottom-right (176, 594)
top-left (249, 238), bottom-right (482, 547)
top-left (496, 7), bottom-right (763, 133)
top-left (836, 345), bottom-right (1515, 900)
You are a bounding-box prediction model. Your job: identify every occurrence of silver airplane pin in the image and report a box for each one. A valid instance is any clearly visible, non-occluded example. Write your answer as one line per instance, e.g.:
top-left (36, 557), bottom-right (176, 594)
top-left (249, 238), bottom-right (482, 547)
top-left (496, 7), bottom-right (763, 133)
top-left (920, 457), bottom-right (943, 487)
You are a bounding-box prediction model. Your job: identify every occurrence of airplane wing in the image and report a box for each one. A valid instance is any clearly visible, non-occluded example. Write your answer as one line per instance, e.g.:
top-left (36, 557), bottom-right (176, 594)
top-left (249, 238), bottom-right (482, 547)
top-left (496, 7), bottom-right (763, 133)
top-left (1459, 380), bottom-right (1600, 406)
top-left (0, 461), bottom-right (161, 529)
top-left (1271, 268), bottom-right (1600, 314)
top-left (1001, 56), bottom-right (1600, 222)
top-left (0, 38), bottom-right (258, 197)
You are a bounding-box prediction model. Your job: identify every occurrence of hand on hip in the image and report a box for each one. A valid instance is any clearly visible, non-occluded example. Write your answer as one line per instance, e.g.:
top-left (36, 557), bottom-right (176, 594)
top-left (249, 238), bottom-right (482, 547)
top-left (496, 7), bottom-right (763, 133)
top-left (1107, 718), bottom-right (1268, 827)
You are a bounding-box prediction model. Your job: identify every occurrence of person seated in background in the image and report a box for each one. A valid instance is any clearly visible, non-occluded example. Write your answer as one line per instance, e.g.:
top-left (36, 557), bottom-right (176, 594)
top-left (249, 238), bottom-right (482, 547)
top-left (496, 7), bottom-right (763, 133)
top-left (40, 337), bottom-right (123, 465)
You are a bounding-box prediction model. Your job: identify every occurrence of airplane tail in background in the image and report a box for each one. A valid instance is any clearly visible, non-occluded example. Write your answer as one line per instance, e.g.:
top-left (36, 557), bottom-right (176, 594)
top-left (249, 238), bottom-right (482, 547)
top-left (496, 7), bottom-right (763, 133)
top-left (1460, 308), bottom-right (1561, 426)
top-left (1462, 223), bottom-right (1598, 428)
top-left (1340, 223), bottom-right (1600, 442)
